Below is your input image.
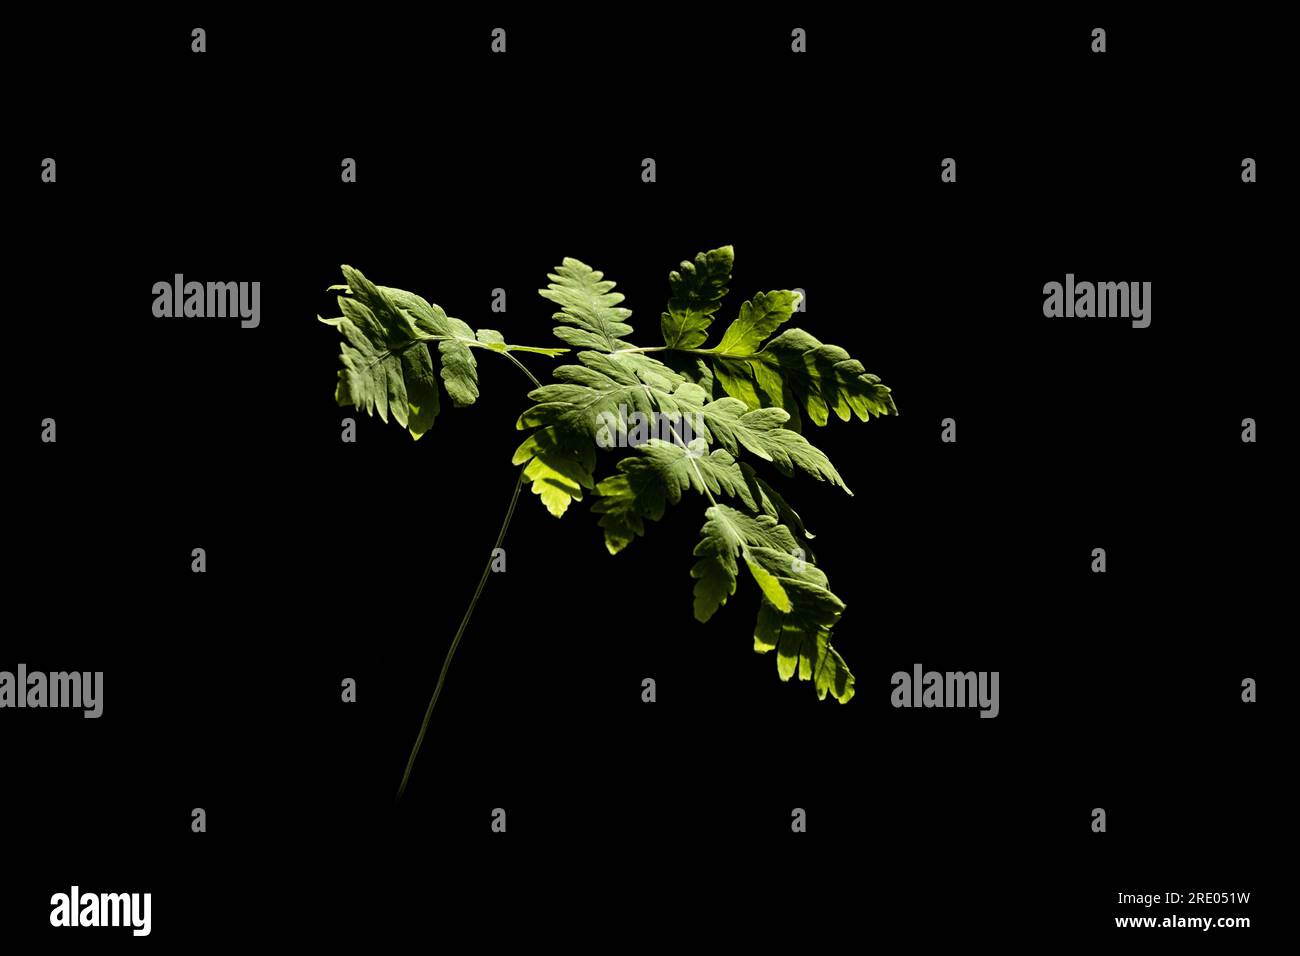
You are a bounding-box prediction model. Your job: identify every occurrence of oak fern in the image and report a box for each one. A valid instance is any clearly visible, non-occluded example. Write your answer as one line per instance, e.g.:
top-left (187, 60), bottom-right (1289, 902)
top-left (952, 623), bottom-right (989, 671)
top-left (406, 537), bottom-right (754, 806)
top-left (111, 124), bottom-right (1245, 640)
top-left (320, 247), bottom-right (897, 796)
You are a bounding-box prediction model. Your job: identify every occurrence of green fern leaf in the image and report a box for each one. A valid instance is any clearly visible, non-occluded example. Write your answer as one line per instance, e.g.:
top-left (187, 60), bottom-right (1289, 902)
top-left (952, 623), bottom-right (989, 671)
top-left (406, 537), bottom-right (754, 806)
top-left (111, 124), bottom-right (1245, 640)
top-left (374, 282), bottom-right (480, 407)
top-left (754, 604), bottom-right (855, 703)
top-left (540, 258), bottom-right (635, 352)
top-left (323, 266), bottom-right (571, 441)
top-left (591, 439), bottom-right (766, 554)
top-left (690, 505), bottom-right (805, 620)
top-left (701, 396), bottom-right (850, 491)
top-left (712, 289), bottom-right (798, 357)
top-left (654, 247), bottom-right (896, 431)
top-left (514, 348), bottom-right (847, 516)
top-left (510, 425), bottom-right (596, 518)
top-left (318, 265), bottom-right (442, 439)
top-left (660, 246), bottom-right (734, 349)
top-left (691, 504), bottom-right (852, 702)
top-left (513, 352), bottom-right (697, 516)
top-left (713, 327), bottom-right (897, 430)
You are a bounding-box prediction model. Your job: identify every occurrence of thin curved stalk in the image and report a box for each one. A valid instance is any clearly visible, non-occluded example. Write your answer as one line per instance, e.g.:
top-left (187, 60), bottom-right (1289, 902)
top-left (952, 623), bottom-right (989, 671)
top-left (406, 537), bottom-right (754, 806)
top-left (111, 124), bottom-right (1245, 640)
top-left (396, 469), bottom-right (524, 802)
top-left (395, 350), bottom-right (542, 803)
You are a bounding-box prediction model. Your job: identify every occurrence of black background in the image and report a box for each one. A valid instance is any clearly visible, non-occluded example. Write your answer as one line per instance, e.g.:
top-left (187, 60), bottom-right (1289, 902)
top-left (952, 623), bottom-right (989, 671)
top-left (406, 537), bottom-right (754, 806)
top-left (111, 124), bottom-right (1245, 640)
top-left (6, 9), bottom-right (1281, 947)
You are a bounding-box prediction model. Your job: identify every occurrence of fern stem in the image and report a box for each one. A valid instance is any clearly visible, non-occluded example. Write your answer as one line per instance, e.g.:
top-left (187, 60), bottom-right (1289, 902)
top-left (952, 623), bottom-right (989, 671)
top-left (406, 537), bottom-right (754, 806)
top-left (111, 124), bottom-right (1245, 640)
top-left (614, 346), bottom-right (722, 356)
top-left (396, 349), bottom-right (541, 803)
top-left (501, 350), bottom-right (543, 388)
top-left (396, 467), bottom-right (525, 802)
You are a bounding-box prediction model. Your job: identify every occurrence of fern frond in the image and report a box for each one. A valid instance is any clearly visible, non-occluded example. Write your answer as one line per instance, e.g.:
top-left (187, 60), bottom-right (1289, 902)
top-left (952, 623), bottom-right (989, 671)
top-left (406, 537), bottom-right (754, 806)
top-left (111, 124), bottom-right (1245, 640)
top-left (320, 249), bottom-right (894, 705)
